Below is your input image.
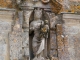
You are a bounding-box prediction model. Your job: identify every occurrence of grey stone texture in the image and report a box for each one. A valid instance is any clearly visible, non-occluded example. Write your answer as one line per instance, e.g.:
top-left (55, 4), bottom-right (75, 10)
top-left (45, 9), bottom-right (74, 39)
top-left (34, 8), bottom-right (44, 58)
top-left (9, 10), bottom-right (32, 60)
top-left (0, 11), bottom-right (14, 60)
top-left (0, 10), bottom-right (32, 60)
top-left (47, 12), bottom-right (58, 57)
top-left (62, 14), bottom-right (80, 60)
top-left (54, 14), bottom-right (80, 60)
top-left (9, 26), bottom-right (23, 60)
top-left (0, 9), bottom-right (80, 60)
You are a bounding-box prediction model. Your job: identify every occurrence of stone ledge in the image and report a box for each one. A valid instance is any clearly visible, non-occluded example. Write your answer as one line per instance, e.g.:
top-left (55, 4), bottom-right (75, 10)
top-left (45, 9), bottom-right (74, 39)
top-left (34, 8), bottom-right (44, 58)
top-left (63, 14), bottom-right (80, 19)
top-left (0, 8), bottom-right (15, 11)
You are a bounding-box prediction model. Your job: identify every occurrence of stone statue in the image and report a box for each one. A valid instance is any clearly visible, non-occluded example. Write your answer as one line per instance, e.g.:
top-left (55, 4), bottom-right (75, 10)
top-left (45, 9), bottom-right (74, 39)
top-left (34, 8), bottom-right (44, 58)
top-left (30, 8), bottom-right (44, 59)
top-left (30, 8), bottom-right (49, 60)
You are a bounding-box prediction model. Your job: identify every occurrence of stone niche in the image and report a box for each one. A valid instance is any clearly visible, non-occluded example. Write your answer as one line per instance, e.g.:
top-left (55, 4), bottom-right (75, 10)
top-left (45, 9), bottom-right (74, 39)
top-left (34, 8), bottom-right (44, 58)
top-left (29, 9), bottom-right (51, 59)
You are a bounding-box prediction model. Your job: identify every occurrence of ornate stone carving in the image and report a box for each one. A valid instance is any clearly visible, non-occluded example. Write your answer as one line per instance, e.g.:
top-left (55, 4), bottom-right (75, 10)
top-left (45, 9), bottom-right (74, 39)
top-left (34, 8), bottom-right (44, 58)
top-left (30, 8), bottom-right (44, 58)
top-left (30, 8), bottom-right (50, 60)
top-left (41, 0), bottom-right (50, 3)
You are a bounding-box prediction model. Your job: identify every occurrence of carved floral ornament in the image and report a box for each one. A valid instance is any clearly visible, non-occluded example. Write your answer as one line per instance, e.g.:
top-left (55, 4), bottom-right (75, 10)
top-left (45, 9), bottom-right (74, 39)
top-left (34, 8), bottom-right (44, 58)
top-left (41, 0), bottom-right (50, 3)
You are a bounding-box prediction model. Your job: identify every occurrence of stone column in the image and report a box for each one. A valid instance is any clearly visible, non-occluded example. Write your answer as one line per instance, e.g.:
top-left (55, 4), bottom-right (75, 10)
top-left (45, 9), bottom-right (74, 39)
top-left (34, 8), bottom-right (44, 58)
top-left (22, 10), bottom-right (33, 60)
top-left (47, 12), bottom-right (58, 58)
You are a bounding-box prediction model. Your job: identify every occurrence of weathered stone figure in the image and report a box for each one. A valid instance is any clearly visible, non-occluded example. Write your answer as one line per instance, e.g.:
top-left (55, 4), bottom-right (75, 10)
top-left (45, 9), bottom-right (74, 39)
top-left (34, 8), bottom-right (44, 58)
top-left (30, 8), bottom-right (50, 60)
top-left (30, 8), bottom-right (45, 59)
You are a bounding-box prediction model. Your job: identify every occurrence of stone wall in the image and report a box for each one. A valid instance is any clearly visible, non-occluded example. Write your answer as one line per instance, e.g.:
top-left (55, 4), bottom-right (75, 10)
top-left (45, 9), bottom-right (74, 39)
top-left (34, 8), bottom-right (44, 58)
top-left (0, 10), bottom-right (32, 60)
top-left (55, 14), bottom-right (80, 60)
top-left (0, 11), bottom-right (14, 60)
top-left (62, 14), bottom-right (80, 60)
top-left (9, 10), bottom-right (32, 60)
top-left (0, 8), bottom-right (80, 60)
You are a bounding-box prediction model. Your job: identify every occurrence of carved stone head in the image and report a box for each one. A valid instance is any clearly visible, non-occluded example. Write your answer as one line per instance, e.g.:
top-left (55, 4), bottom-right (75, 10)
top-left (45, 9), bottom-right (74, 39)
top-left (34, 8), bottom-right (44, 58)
top-left (34, 8), bottom-right (42, 20)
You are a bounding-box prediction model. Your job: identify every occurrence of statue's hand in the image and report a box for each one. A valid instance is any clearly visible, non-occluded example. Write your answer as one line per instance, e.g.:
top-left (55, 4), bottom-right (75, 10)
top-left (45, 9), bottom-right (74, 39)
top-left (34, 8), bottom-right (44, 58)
top-left (30, 27), bottom-right (34, 30)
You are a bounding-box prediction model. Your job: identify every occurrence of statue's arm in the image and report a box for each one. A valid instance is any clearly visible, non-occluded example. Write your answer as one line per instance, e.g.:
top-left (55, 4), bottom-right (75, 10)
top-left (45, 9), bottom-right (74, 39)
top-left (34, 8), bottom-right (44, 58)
top-left (41, 21), bottom-right (44, 26)
top-left (47, 25), bottom-right (49, 31)
top-left (30, 22), bottom-right (34, 34)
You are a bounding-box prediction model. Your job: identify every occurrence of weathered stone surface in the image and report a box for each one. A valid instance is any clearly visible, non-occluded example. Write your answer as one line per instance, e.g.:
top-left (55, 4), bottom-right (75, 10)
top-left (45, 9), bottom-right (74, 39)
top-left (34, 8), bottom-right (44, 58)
top-left (56, 24), bottom-right (64, 60)
top-left (9, 15), bottom-right (23, 60)
top-left (56, 24), bottom-right (70, 60)
top-left (0, 11), bottom-right (14, 60)
top-left (23, 10), bottom-right (32, 58)
top-left (0, 44), bottom-right (7, 60)
top-left (0, 0), bottom-right (12, 8)
top-left (0, 2), bottom-right (80, 59)
top-left (63, 14), bottom-right (80, 60)
top-left (47, 12), bottom-right (58, 57)
top-left (23, 11), bottom-right (32, 31)
top-left (9, 10), bottom-right (32, 60)
top-left (51, 57), bottom-right (58, 60)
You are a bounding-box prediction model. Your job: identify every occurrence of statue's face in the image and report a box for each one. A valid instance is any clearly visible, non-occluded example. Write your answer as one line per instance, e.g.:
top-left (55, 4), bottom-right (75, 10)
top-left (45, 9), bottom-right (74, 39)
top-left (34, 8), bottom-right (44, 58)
top-left (34, 9), bottom-right (42, 19)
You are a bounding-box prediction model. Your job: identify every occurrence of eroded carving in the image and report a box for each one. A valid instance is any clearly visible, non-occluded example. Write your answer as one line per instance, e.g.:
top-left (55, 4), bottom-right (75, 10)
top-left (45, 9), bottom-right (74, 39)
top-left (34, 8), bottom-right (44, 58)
top-left (30, 8), bottom-right (49, 60)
